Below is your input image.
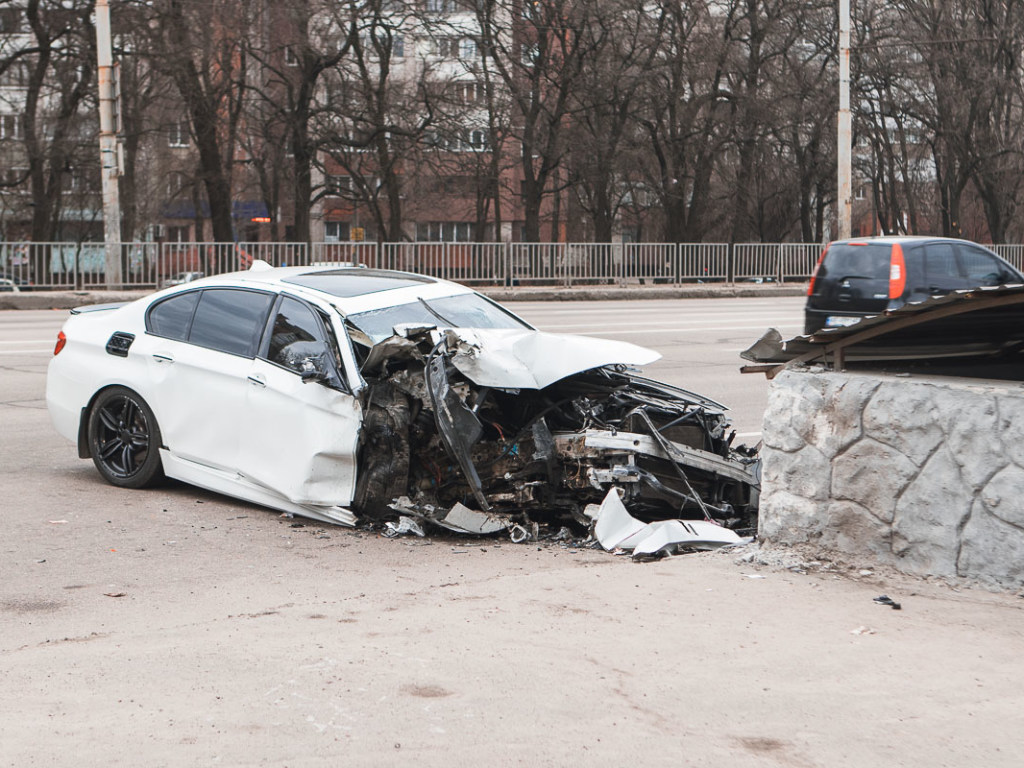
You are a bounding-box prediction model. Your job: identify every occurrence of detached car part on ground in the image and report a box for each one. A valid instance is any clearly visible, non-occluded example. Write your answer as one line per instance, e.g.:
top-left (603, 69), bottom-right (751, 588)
top-left (47, 264), bottom-right (759, 557)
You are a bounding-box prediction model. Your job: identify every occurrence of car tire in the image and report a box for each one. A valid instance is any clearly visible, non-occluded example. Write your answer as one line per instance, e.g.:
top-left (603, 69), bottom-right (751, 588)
top-left (87, 386), bottom-right (164, 489)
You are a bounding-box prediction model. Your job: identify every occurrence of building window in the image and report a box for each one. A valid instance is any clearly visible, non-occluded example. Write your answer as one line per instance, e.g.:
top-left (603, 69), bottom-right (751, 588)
top-left (459, 37), bottom-right (478, 59)
top-left (167, 171), bottom-right (189, 199)
top-left (325, 221), bottom-right (351, 242)
top-left (466, 129), bottom-right (488, 150)
top-left (166, 225), bottom-right (190, 243)
top-left (168, 119), bottom-right (189, 147)
top-left (0, 8), bottom-right (25, 33)
top-left (452, 81), bottom-right (483, 103)
top-left (426, 0), bottom-right (459, 13)
top-left (0, 114), bottom-right (23, 141)
top-left (0, 60), bottom-right (29, 87)
top-left (326, 175), bottom-right (351, 196)
top-left (392, 35), bottom-right (405, 58)
top-left (0, 167), bottom-right (27, 187)
top-left (416, 221), bottom-right (474, 242)
top-left (284, 46), bottom-right (299, 66)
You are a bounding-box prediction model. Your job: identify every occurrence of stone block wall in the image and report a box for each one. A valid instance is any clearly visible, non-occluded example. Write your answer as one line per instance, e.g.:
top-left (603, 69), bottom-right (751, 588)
top-left (759, 369), bottom-right (1024, 587)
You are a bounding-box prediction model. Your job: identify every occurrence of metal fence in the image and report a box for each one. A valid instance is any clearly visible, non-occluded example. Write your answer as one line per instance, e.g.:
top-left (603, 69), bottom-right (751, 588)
top-left (0, 239), bottom-right (834, 291)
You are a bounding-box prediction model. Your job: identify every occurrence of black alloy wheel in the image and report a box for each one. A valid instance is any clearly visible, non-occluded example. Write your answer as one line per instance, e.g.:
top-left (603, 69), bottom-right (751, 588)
top-left (88, 386), bottom-right (164, 488)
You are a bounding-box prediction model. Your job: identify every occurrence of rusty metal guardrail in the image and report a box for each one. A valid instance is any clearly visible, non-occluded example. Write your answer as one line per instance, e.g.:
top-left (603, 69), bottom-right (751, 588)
top-left (0, 240), bottom-right (830, 291)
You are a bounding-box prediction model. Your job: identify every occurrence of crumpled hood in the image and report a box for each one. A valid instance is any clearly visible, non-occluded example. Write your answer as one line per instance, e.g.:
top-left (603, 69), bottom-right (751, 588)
top-left (443, 328), bottom-right (661, 389)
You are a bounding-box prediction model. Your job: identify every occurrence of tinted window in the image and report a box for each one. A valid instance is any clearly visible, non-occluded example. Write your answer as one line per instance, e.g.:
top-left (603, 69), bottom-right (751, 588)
top-left (924, 242), bottom-right (959, 279)
top-left (188, 289), bottom-right (274, 357)
top-left (958, 245), bottom-right (1006, 286)
top-left (265, 296), bottom-right (327, 374)
top-left (147, 291), bottom-right (199, 340)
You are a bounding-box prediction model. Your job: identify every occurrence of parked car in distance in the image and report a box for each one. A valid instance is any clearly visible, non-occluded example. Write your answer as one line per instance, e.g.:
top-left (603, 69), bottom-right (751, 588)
top-left (805, 236), bottom-right (1024, 334)
top-left (161, 271), bottom-right (205, 288)
top-left (0, 278), bottom-right (20, 292)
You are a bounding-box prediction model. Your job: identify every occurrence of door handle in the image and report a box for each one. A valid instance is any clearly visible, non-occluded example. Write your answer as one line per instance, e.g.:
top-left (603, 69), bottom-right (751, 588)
top-left (152, 353), bottom-right (174, 363)
top-left (247, 374), bottom-right (266, 387)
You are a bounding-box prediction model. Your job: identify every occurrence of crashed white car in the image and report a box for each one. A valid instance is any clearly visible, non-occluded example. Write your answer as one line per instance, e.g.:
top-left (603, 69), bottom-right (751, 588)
top-left (47, 263), bottom-right (759, 551)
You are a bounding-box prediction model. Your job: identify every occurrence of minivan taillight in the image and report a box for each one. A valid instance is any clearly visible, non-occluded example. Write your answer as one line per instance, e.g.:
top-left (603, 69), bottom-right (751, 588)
top-left (889, 244), bottom-right (907, 299)
top-left (54, 331), bottom-right (66, 356)
top-left (807, 242), bottom-right (831, 296)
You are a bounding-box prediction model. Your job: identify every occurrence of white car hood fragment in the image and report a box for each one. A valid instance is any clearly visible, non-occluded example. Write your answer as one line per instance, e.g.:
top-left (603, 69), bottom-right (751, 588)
top-left (443, 328), bottom-right (661, 390)
top-left (588, 487), bottom-right (746, 558)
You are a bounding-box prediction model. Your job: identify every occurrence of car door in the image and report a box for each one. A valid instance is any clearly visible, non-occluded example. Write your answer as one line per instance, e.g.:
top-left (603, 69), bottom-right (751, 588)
top-left (146, 287), bottom-right (275, 471)
top-left (237, 294), bottom-right (361, 506)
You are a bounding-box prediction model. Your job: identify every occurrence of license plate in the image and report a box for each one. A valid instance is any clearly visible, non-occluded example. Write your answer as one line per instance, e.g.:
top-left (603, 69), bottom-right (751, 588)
top-left (825, 315), bottom-right (861, 328)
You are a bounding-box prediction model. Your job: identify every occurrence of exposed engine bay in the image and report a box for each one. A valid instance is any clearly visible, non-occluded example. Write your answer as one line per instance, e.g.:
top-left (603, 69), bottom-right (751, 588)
top-left (346, 325), bottom-right (761, 544)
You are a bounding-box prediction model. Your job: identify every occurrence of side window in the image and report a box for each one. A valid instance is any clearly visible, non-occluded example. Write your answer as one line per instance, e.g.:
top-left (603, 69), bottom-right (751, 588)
top-left (958, 245), bottom-right (1006, 286)
top-left (265, 296), bottom-right (326, 373)
top-left (147, 291), bottom-right (200, 340)
top-left (188, 289), bottom-right (274, 357)
top-left (924, 242), bottom-right (966, 290)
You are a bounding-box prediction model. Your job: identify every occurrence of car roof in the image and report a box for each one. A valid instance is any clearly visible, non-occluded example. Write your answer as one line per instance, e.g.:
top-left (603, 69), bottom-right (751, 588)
top-left (155, 264), bottom-right (476, 315)
top-left (831, 235), bottom-right (994, 247)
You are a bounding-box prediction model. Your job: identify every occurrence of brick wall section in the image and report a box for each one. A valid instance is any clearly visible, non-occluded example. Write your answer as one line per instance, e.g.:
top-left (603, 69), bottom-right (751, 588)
top-left (759, 369), bottom-right (1024, 587)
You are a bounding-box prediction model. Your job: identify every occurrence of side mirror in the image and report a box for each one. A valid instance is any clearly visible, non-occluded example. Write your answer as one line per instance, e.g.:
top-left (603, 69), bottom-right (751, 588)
top-left (299, 354), bottom-right (330, 384)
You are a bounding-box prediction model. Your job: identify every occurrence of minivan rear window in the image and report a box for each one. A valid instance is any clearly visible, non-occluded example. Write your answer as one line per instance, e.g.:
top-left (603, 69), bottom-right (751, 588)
top-left (823, 243), bottom-right (891, 280)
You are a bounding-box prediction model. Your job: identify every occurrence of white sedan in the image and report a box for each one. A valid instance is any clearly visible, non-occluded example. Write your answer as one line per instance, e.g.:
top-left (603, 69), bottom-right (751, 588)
top-left (47, 263), bottom-right (759, 549)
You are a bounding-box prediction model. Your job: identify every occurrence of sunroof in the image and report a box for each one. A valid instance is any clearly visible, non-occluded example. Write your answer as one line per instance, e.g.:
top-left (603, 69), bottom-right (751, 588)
top-left (282, 269), bottom-right (434, 298)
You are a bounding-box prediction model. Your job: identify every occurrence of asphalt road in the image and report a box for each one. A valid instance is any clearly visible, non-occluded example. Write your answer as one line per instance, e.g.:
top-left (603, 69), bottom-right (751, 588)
top-left (7, 298), bottom-right (1022, 768)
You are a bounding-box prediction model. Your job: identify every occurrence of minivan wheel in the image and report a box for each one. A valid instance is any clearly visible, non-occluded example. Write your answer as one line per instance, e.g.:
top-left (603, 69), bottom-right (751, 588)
top-left (87, 386), bottom-right (164, 489)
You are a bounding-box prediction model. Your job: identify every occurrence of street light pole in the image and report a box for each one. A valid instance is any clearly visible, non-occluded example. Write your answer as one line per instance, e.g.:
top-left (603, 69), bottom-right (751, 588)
top-left (838, 0), bottom-right (852, 239)
top-left (96, 0), bottom-right (123, 288)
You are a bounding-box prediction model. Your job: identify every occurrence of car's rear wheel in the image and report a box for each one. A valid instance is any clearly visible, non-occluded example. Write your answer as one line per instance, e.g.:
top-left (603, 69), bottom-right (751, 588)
top-left (88, 386), bottom-right (164, 488)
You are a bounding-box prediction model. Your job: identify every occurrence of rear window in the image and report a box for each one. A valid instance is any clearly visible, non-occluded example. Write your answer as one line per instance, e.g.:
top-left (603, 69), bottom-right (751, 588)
top-left (822, 243), bottom-right (892, 280)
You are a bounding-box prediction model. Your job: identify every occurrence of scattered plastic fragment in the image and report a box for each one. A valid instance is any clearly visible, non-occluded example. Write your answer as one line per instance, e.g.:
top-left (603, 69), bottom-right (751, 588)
top-left (383, 516), bottom-right (426, 538)
top-left (743, 574), bottom-right (767, 579)
top-left (850, 626), bottom-right (876, 635)
top-left (873, 595), bottom-right (902, 610)
top-left (48, 520), bottom-right (68, 524)
top-left (590, 488), bottom-right (746, 558)
top-left (859, 570), bottom-right (874, 576)
top-left (509, 524), bottom-right (531, 543)
top-left (103, 592), bottom-right (127, 598)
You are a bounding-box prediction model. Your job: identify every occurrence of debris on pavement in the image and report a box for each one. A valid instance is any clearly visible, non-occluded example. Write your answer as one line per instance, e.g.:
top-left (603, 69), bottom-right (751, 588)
top-left (383, 516), bottom-right (426, 539)
top-left (586, 487), bottom-right (748, 559)
top-left (874, 595), bottom-right (902, 610)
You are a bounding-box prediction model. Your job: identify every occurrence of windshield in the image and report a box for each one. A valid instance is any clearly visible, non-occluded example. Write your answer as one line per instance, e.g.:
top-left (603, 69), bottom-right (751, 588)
top-left (347, 292), bottom-right (533, 343)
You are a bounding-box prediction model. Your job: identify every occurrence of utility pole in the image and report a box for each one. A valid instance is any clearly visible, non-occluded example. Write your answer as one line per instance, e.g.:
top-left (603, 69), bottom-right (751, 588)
top-left (838, 0), bottom-right (852, 239)
top-left (96, 0), bottom-right (123, 288)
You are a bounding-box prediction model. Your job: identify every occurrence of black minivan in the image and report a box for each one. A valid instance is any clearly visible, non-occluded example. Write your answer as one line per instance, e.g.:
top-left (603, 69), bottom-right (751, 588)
top-left (804, 236), bottom-right (1024, 334)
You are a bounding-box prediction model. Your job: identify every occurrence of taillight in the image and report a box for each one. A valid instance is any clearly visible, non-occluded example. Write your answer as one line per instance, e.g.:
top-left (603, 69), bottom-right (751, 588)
top-left (889, 243), bottom-right (906, 299)
top-left (54, 331), bottom-right (66, 356)
top-left (807, 242), bottom-right (831, 296)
